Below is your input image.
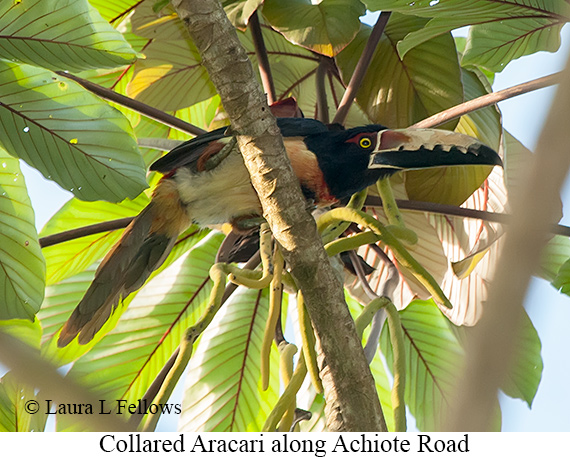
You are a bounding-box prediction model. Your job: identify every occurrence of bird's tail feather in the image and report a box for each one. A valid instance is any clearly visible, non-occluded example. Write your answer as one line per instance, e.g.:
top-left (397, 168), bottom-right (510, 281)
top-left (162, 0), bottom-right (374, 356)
top-left (58, 190), bottom-right (189, 347)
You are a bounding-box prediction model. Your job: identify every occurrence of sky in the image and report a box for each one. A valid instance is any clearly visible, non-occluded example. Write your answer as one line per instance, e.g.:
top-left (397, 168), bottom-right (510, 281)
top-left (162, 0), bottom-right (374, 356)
top-left (13, 18), bottom-right (570, 432)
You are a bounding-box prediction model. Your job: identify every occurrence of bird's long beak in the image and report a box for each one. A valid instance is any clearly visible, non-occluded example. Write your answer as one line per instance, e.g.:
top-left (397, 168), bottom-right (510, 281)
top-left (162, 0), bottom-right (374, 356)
top-left (369, 129), bottom-right (502, 170)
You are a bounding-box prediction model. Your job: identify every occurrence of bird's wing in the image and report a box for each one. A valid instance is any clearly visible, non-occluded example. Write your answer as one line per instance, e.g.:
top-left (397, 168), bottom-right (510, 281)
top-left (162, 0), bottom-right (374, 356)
top-left (149, 126), bottom-right (229, 173)
top-left (149, 118), bottom-right (328, 174)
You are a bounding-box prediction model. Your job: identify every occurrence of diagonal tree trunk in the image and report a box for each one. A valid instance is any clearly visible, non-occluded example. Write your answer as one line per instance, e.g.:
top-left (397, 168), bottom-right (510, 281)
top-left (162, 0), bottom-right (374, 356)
top-left (171, 0), bottom-right (386, 431)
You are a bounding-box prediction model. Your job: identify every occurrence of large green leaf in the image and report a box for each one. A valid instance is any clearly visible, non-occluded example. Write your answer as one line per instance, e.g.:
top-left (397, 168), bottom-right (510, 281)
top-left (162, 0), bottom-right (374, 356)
top-left (364, 0), bottom-right (570, 71)
top-left (404, 68), bottom-right (501, 206)
top-left (39, 228), bottom-right (214, 367)
top-left (463, 18), bottom-right (565, 72)
top-left (179, 287), bottom-right (279, 431)
top-left (54, 233), bottom-right (223, 432)
top-left (550, 257), bottom-right (570, 296)
top-left (380, 300), bottom-right (465, 431)
top-left (40, 194), bottom-right (149, 285)
top-left (0, 148), bottom-right (45, 320)
top-left (128, 6), bottom-right (369, 124)
top-left (336, 15), bottom-right (463, 128)
top-left (127, 39), bottom-right (217, 111)
top-left (0, 0), bottom-right (137, 72)
top-left (0, 60), bottom-right (148, 203)
top-left (262, 0), bottom-right (366, 57)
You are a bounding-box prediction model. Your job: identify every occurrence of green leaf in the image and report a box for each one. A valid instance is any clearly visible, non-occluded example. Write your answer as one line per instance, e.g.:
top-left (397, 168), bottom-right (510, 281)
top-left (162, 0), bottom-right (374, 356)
top-left (54, 234), bottom-right (222, 430)
top-left (39, 228), bottom-right (214, 367)
top-left (179, 287), bottom-right (280, 431)
top-left (126, 2), bottom-right (217, 111)
top-left (463, 19), bottom-right (565, 72)
top-left (364, 0), bottom-right (570, 70)
top-left (40, 194), bottom-right (149, 285)
top-left (262, 0), bottom-right (366, 57)
top-left (551, 257), bottom-right (570, 296)
top-left (129, 6), bottom-right (368, 124)
top-left (336, 15), bottom-right (463, 128)
top-left (0, 372), bottom-right (46, 432)
top-left (0, 148), bottom-right (45, 320)
top-left (0, 0), bottom-right (137, 72)
top-left (0, 60), bottom-right (148, 203)
top-left (88, 0), bottom-right (142, 23)
top-left (404, 67), bottom-right (501, 206)
top-left (540, 235), bottom-right (570, 284)
top-left (0, 317), bottom-right (42, 348)
top-left (222, 0), bottom-right (264, 30)
top-left (380, 300), bottom-right (464, 431)
top-left (127, 40), bottom-right (217, 111)
top-left (501, 310), bottom-right (542, 407)
top-left (0, 320), bottom-right (45, 431)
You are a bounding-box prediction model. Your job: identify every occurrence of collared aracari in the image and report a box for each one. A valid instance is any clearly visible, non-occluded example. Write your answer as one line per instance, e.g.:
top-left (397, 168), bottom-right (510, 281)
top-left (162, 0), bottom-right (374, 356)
top-left (57, 117), bottom-right (502, 347)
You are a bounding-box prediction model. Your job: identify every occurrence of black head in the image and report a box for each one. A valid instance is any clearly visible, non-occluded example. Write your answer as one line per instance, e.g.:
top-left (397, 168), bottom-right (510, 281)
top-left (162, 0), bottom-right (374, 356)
top-left (303, 125), bottom-right (502, 201)
top-left (303, 124), bottom-right (390, 200)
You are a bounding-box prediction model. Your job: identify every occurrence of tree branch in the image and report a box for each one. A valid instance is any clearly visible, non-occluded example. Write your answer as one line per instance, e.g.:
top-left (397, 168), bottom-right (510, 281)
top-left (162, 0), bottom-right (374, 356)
top-left (171, 0), bottom-right (385, 431)
top-left (366, 196), bottom-right (570, 237)
top-left (37, 198), bottom-right (570, 249)
top-left (444, 49), bottom-right (570, 431)
top-left (412, 72), bottom-right (562, 129)
top-left (332, 12), bottom-right (391, 126)
top-left (249, 11), bottom-right (277, 104)
top-left (316, 57), bottom-right (330, 123)
top-left (55, 72), bottom-right (207, 136)
top-left (39, 218), bottom-right (134, 248)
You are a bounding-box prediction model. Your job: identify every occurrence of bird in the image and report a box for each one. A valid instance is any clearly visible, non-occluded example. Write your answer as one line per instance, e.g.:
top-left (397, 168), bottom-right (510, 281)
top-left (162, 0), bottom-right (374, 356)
top-left (57, 117), bottom-right (502, 347)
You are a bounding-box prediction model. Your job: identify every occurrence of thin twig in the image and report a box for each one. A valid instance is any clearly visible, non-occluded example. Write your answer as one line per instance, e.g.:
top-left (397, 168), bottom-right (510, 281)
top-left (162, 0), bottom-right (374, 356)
top-left (332, 12), bottom-right (391, 126)
top-left (37, 197), bottom-right (570, 249)
top-left (127, 346), bottom-right (180, 428)
top-left (366, 195), bottom-right (570, 237)
top-left (412, 72), bottom-right (563, 129)
top-left (316, 57), bottom-right (330, 124)
top-left (39, 217), bottom-right (134, 248)
top-left (250, 11), bottom-right (277, 104)
top-left (55, 72), bottom-right (207, 136)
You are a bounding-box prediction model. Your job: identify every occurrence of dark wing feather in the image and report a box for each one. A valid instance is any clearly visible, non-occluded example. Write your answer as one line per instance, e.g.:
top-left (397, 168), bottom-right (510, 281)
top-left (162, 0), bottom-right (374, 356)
top-left (149, 126), bottom-right (229, 173)
top-left (276, 117), bottom-right (328, 136)
top-left (149, 118), bottom-right (328, 174)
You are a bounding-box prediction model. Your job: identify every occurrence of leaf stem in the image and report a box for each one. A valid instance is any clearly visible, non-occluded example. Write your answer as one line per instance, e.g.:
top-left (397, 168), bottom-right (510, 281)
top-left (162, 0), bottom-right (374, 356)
top-left (250, 11), bottom-right (277, 104)
top-left (55, 72), bottom-right (206, 136)
top-left (412, 72), bottom-right (562, 129)
top-left (316, 57), bottom-right (330, 123)
top-left (39, 217), bottom-right (134, 248)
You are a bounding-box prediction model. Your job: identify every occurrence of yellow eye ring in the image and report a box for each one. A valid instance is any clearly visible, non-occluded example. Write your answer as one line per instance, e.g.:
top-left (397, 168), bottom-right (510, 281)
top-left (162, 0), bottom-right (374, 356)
top-left (359, 137), bottom-right (372, 148)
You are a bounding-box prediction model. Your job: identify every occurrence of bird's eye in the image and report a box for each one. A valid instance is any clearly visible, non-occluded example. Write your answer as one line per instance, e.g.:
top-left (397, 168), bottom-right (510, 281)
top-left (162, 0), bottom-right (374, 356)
top-left (359, 137), bottom-right (373, 149)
